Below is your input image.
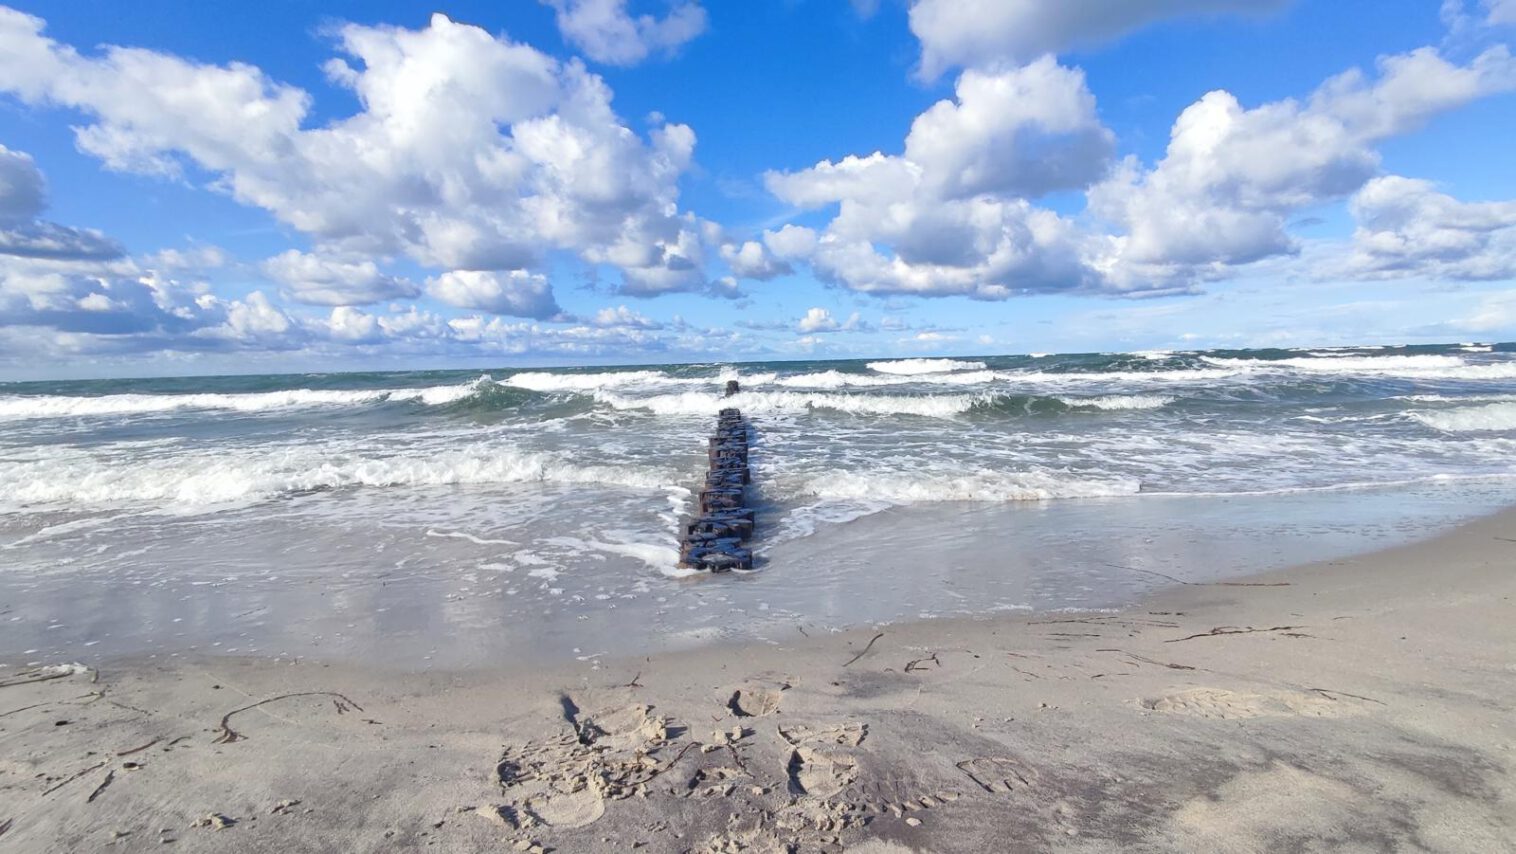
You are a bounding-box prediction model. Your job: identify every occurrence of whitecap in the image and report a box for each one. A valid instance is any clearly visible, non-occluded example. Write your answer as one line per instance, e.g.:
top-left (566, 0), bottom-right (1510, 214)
top-left (865, 358), bottom-right (989, 375)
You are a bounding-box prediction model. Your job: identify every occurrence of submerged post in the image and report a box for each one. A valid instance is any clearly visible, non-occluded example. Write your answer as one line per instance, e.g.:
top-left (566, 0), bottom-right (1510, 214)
top-left (679, 406), bottom-right (755, 572)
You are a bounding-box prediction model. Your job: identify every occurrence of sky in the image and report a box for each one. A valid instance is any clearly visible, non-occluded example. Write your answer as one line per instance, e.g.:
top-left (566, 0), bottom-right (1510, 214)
top-left (1, 0), bottom-right (1515, 380)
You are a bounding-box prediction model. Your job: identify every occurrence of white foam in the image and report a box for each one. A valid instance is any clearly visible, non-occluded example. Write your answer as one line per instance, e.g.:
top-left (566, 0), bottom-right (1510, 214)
top-left (999, 367), bottom-right (1247, 385)
top-left (866, 358), bottom-right (989, 375)
top-left (4, 443), bottom-right (677, 511)
top-left (1202, 354), bottom-right (1516, 379)
top-left (425, 529), bottom-right (518, 546)
top-left (792, 468), bottom-right (1141, 504)
top-left (774, 369), bottom-right (996, 389)
top-left (595, 389), bottom-right (980, 418)
top-left (504, 370), bottom-right (703, 392)
top-left (0, 382), bottom-right (484, 420)
top-left (1411, 402), bottom-right (1516, 432)
top-left (1057, 394), bottom-right (1174, 411)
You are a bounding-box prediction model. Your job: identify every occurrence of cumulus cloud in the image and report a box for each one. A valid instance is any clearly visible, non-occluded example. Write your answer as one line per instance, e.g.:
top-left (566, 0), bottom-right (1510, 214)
top-left (909, 0), bottom-right (1289, 80)
top-left (764, 58), bottom-right (1112, 299)
top-left (1087, 45), bottom-right (1516, 286)
top-left (720, 239), bottom-right (791, 280)
top-left (262, 250), bottom-right (418, 306)
top-left (0, 9), bottom-right (709, 299)
top-left (763, 225), bottom-right (818, 260)
top-left (796, 307), bottom-right (866, 333)
top-left (541, 0), bottom-right (707, 66)
top-left (903, 59), bottom-right (1115, 199)
top-left (425, 269), bottom-right (562, 318)
top-left (0, 142), bottom-right (44, 222)
top-left (1344, 175), bottom-right (1516, 280)
top-left (797, 307), bottom-right (838, 333)
top-left (592, 304), bottom-right (661, 328)
top-left (0, 142), bottom-right (124, 261)
top-left (768, 59), bottom-right (1113, 202)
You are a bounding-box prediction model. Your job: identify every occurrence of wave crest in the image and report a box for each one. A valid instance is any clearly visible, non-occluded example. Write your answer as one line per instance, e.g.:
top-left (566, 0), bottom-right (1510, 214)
top-left (866, 358), bottom-right (988, 375)
top-left (594, 389), bottom-right (980, 418)
top-left (1411, 402), bottom-right (1516, 433)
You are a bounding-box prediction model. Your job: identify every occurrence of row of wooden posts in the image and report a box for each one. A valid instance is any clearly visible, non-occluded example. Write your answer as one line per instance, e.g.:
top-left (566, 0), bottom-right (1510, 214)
top-left (677, 380), bottom-right (755, 572)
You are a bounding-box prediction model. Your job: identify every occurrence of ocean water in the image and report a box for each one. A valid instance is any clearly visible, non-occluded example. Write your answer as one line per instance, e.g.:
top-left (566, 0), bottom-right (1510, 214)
top-left (3, 343), bottom-right (1516, 668)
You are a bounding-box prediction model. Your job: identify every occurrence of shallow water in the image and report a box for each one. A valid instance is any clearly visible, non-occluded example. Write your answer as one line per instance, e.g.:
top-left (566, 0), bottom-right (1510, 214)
top-left (3, 344), bottom-right (1515, 669)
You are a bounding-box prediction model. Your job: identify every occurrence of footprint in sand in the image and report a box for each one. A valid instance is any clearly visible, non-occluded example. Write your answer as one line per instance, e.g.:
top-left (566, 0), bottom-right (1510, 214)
top-left (727, 681), bottom-right (788, 717)
top-left (787, 744), bottom-right (859, 799)
top-left (956, 756), bottom-right (1038, 794)
top-left (852, 773), bottom-right (964, 818)
top-left (488, 702), bottom-right (673, 830)
top-left (778, 722), bottom-right (868, 748)
top-left (781, 722), bottom-right (867, 799)
top-left (1141, 687), bottom-right (1367, 720)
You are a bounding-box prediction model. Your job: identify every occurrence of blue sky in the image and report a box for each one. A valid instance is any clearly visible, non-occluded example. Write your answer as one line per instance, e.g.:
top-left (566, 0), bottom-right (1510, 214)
top-left (0, 0), bottom-right (1514, 379)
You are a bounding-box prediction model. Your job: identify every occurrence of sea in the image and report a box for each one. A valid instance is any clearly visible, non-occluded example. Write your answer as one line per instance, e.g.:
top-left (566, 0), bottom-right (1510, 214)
top-left (4, 343), bottom-right (1516, 669)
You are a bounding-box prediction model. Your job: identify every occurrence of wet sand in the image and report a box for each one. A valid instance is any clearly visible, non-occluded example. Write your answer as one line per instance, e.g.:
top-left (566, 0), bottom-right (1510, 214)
top-left (1, 507), bottom-right (1513, 852)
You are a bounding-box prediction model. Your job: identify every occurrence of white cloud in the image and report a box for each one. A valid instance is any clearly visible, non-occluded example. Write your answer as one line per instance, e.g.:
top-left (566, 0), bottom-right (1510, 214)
top-left (0, 10), bottom-right (709, 298)
top-left (796, 307), bottom-right (866, 333)
top-left (541, 0), bottom-right (707, 66)
top-left (763, 225), bottom-right (818, 259)
top-left (1087, 45), bottom-right (1516, 286)
top-left (1344, 175), bottom-right (1516, 280)
top-left (327, 305), bottom-right (381, 342)
top-left (0, 142), bottom-right (45, 222)
top-left (426, 269), bottom-right (561, 318)
top-left (592, 304), bottom-right (661, 328)
top-left (0, 142), bottom-right (123, 261)
top-left (908, 0), bottom-right (1289, 80)
top-left (720, 239), bottom-right (791, 280)
top-left (207, 290), bottom-right (294, 343)
top-left (902, 58), bottom-right (1114, 198)
top-left (262, 250), bottom-right (418, 306)
top-left (1443, 0), bottom-right (1516, 30)
top-left (143, 245), bottom-right (228, 273)
top-left (797, 307), bottom-right (839, 333)
top-left (764, 58), bottom-right (1112, 299)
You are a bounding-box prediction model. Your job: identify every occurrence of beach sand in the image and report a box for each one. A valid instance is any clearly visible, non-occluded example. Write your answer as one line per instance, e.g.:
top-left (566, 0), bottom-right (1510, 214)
top-left (1, 508), bottom-right (1513, 853)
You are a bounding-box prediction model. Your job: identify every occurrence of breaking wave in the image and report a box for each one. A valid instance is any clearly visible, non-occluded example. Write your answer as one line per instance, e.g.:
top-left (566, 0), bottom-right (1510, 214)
top-left (1201, 354), bottom-right (1516, 379)
top-left (1411, 402), bottom-right (1516, 433)
top-left (866, 358), bottom-right (989, 375)
top-left (5, 443), bottom-right (676, 511)
top-left (773, 369), bottom-right (996, 389)
top-left (0, 381), bottom-right (490, 420)
top-left (1056, 394), bottom-right (1175, 411)
top-left (504, 370), bottom-right (706, 392)
top-left (595, 389), bottom-right (980, 418)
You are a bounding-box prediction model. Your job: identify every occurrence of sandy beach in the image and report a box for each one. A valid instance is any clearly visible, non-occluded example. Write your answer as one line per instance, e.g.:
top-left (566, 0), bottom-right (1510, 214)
top-left (2, 506), bottom-right (1512, 853)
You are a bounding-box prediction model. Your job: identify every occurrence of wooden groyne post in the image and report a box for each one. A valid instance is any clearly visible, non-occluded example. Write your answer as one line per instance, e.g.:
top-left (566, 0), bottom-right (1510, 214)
top-left (679, 380), bottom-right (754, 572)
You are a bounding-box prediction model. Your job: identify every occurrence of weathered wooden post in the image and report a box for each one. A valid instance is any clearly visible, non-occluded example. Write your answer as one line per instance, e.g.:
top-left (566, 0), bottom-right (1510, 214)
top-left (679, 402), bottom-right (755, 572)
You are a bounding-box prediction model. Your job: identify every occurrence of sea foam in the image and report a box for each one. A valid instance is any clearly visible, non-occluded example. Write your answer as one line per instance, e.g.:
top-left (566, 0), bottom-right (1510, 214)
top-left (866, 358), bottom-right (989, 375)
top-left (594, 389), bottom-right (981, 418)
top-left (1411, 402), bottom-right (1516, 433)
top-left (0, 382), bottom-right (483, 420)
top-left (5, 443), bottom-right (677, 511)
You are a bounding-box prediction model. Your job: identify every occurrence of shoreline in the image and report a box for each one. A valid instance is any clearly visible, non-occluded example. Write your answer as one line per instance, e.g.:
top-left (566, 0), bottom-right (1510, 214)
top-left (8, 476), bottom-right (1516, 674)
top-left (1, 507), bottom-right (1513, 851)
